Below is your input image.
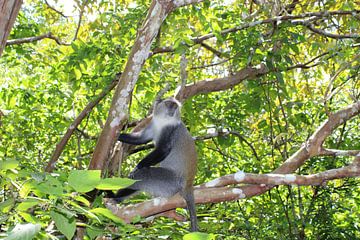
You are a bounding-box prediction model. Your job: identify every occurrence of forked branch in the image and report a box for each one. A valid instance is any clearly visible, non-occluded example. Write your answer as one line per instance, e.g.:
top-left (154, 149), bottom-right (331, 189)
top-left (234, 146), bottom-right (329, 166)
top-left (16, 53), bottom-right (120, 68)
top-left (105, 100), bottom-right (360, 223)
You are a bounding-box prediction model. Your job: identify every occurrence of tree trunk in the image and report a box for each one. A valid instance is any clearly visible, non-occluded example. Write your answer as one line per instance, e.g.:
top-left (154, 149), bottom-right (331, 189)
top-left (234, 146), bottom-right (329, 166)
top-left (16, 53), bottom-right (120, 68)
top-left (0, 0), bottom-right (22, 56)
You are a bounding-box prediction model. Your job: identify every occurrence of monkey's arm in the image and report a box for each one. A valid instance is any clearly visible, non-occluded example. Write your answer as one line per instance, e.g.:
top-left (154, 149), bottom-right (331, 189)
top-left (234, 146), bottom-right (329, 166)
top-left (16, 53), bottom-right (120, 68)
top-left (134, 126), bottom-right (175, 168)
top-left (136, 143), bottom-right (172, 169)
top-left (128, 144), bottom-right (171, 178)
top-left (118, 124), bottom-right (153, 145)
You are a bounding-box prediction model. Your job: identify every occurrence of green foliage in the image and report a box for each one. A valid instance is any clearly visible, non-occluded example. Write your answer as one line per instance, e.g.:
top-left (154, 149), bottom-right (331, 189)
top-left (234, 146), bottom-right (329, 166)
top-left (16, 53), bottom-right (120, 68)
top-left (1, 0), bottom-right (360, 239)
top-left (68, 170), bottom-right (101, 192)
top-left (183, 232), bottom-right (216, 240)
top-left (50, 211), bottom-right (76, 240)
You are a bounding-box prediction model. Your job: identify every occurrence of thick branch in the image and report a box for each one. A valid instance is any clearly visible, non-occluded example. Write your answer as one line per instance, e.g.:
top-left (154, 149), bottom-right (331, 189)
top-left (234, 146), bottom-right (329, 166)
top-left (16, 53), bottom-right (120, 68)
top-left (106, 159), bottom-right (360, 223)
top-left (176, 63), bottom-right (269, 101)
top-left (199, 163), bottom-right (360, 188)
top-left (0, 0), bottom-right (23, 56)
top-left (106, 100), bottom-right (360, 222)
top-left (319, 148), bottom-right (360, 157)
top-left (88, 0), bottom-right (207, 172)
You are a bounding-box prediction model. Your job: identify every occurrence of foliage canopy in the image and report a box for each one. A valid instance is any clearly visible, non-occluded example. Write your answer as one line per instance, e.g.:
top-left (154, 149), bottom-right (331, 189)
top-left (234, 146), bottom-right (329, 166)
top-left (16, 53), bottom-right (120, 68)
top-left (1, 0), bottom-right (359, 239)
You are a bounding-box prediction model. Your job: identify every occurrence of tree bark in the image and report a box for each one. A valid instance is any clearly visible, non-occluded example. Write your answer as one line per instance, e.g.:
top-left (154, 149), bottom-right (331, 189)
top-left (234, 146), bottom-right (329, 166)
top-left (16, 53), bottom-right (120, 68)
top-left (88, 0), bottom-right (206, 172)
top-left (0, 0), bottom-right (22, 56)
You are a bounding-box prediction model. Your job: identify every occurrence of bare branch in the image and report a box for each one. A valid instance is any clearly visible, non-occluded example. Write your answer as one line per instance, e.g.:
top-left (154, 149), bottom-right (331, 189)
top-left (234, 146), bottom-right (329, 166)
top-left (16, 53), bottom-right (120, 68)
top-left (73, 0), bottom-right (89, 41)
top-left (44, 0), bottom-right (71, 18)
top-left (170, 0), bottom-right (206, 8)
top-left (105, 158), bottom-right (360, 223)
top-left (304, 23), bottom-right (360, 39)
top-left (286, 51), bottom-right (329, 70)
top-left (198, 163), bottom-right (360, 188)
top-left (180, 53), bottom-right (188, 87)
top-left (106, 100), bottom-right (360, 222)
top-left (319, 148), bottom-right (360, 157)
top-left (199, 42), bottom-right (224, 58)
top-left (6, 32), bottom-right (71, 46)
top-left (190, 58), bottom-right (230, 70)
top-left (148, 46), bottom-right (174, 57)
top-left (176, 63), bottom-right (269, 101)
top-left (192, 10), bottom-right (360, 43)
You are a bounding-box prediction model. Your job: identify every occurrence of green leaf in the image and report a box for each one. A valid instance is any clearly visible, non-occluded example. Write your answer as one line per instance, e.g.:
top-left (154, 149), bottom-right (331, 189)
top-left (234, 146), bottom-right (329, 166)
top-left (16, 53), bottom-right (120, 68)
top-left (218, 135), bottom-right (235, 148)
top-left (73, 68), bottom-right (82, 80)
top-left (275, 72), bottom-right (284, 86)
top-left (86, 226), bottom-right (103, 240)
top-left (0, 198), bottom-right (15, 213)
top-left (68, 170), bottom-right (101, 193)
top-left (5, 223), bottom-right (41, 240)
top-left (35, 176), bottom-right (64, 196)
top-left (183, 232), bottom-right (216, 240)
top-left (96, 177), bottom-right (135, 190)
top-left (18, 212), bottom-right (39, 223)
top-left (50, 210), bottom-right (76, 240)
top-left (73, 195), bottom-right (90, 207)
top-left (16, 199), bottom-right (40, 211)
top-left (90, 208), bottom-right (124, 224)
top-left (0, 160), bottom-right (19, 171)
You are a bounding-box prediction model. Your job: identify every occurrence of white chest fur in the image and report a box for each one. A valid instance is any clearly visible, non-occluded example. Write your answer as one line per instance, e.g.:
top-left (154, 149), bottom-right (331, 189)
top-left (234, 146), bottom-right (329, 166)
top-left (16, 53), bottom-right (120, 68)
top-left (152, 116), bottom-right (179, 142)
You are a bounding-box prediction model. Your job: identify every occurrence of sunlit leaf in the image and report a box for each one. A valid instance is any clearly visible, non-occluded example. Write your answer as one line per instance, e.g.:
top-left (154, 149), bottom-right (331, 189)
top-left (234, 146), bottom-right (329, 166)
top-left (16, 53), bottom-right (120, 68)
top-left (96, 177), bottom-right (135, 190)
top-left (183, 232), bottom-right (216, 240)
top-left (68, 170), bottom-right (101, 193)
top-left (16, 199), bottom-right (40, 211)
top-left (90, 208), bottom-right (124, 224)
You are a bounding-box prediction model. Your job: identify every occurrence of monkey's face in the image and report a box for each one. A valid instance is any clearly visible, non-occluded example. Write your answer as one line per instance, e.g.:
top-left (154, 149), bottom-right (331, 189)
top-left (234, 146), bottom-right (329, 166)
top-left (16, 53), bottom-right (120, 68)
top-left (154, 98), bottom-right (181, 119)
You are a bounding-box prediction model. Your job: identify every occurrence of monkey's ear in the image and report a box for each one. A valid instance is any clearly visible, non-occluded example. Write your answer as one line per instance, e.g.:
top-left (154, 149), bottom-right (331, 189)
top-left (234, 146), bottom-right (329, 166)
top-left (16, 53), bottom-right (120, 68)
top-left (154, 98), bottom-right (163, 106)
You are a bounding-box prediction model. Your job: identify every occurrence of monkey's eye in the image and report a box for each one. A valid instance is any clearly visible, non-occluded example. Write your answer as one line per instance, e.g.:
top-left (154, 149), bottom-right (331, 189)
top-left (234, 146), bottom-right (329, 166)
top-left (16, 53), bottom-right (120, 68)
top-left (165, 101), bottom-right (177, 109)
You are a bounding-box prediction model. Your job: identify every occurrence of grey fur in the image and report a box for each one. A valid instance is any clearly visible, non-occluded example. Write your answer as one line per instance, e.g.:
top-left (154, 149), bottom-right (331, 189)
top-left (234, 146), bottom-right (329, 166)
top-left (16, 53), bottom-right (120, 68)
top-left (116, 97), bottom-right (198, 232)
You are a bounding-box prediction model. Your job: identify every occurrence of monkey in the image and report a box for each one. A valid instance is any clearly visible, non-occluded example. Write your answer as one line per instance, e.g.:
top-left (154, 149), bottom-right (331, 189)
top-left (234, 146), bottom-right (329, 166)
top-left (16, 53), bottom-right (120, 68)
top-left (110, 97), bottom-right (198, 232)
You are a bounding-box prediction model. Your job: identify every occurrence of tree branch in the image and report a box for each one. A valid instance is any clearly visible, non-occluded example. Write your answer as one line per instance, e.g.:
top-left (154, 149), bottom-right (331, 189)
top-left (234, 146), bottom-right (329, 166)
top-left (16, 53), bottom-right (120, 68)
top-left (105, 100), bottom-right (360, 222)
top-left (44, 0), bottom-right (71, 18)
top-left (0, 0), bottom-right (23, 55)
top-left (6, 32), bottom-right (71, 46)
top-left (192, 10), bottom-right (360, 43)
top-left (198, 162), bottom-right (360, 188)
top-left (300, 22), bottom-right (360, 39)
top-left (319, 148), bottom-right (360, 157)
top-left (176, 63), bottom-right (269, 101)
top-left (73, 0), bottom-right (89, 41)
top-left (88, 0), bottom-right (207, 172)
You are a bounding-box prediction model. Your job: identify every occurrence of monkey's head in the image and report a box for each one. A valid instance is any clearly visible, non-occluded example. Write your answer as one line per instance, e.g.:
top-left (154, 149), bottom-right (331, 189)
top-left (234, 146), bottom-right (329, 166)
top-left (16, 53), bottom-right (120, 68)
top-left (153, 97), bottom-right (181, 121)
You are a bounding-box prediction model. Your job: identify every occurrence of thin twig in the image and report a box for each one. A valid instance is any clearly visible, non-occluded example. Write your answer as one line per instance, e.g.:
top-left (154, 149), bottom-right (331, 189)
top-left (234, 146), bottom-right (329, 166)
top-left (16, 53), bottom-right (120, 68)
top-left (44, 0), bottom-right (72, 18)
top-left (73, 0), bottom-right (89, 41)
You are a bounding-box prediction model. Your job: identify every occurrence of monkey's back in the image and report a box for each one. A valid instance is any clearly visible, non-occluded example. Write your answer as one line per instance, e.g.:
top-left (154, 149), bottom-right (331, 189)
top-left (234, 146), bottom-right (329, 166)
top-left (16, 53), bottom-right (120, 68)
top-left (159, 123), bottom-right (197, 190)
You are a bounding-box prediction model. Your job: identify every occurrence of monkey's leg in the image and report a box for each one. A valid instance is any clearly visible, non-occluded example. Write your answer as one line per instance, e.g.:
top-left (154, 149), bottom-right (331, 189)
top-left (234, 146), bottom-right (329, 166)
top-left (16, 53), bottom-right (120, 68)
top-left (112, 167), bottom-right (181, 203)
top-left (112, 188), bottom-right (138, 203)
top-left (181, 189), bottom-right (198, 232)
top-left (132, 167), bottom-right (182, 198)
